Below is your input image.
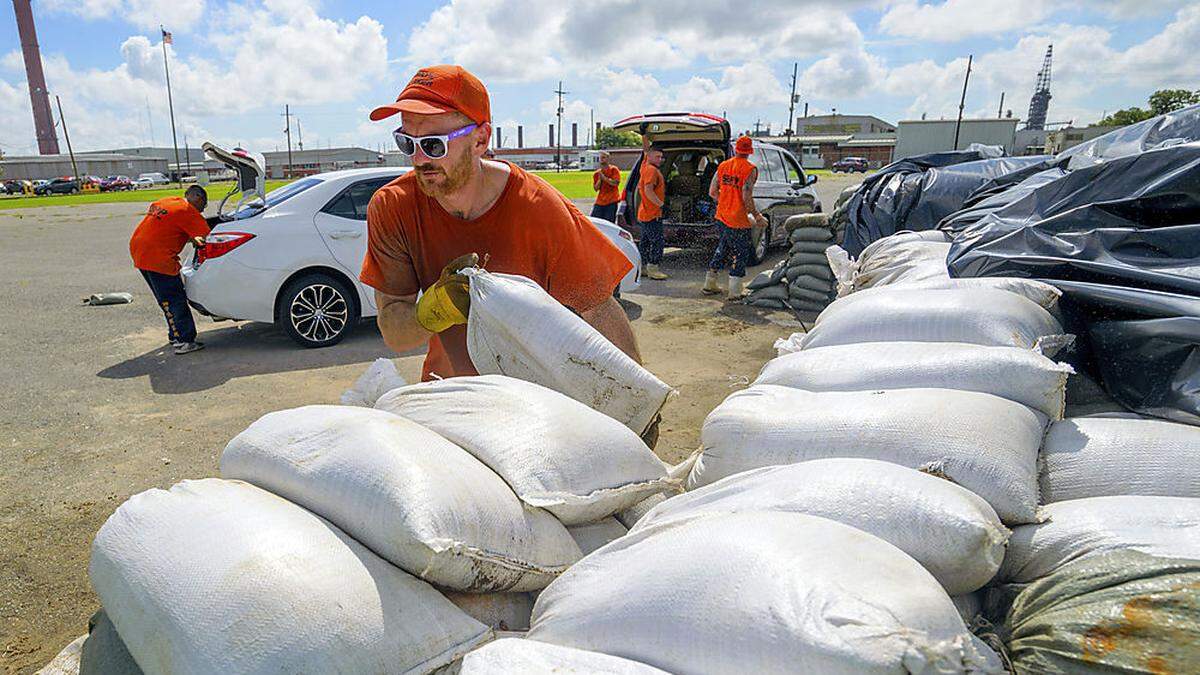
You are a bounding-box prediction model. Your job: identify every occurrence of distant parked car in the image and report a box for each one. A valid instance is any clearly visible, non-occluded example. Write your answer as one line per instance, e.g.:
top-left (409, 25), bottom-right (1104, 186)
top-left (35, 177), bottom-right (81, 195)
top-left (137, 172), bottom-right (170, 186)
top-left (831, 157), bottom-right (869, 173)
top-left (2, 179), bottom-right (31, 195)
top-left (133, 177), bottom-right (156, 188)
top-left (100, 175), bottom-right (134, 191)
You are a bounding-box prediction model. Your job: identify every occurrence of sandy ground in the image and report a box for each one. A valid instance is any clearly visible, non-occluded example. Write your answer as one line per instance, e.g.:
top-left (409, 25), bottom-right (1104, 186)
top-left (0, 174), bottom-right (860, 673)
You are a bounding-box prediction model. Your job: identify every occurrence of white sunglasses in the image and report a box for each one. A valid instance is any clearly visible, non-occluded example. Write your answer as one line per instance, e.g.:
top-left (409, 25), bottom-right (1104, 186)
top-left (393, 123), bottom-right (478, 159)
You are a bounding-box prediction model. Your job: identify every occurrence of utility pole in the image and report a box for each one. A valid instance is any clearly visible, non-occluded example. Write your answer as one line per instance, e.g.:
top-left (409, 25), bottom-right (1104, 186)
top-left (183, 135), bottom-right (190, 177)
top-left (54, 95), bottom-right (78, 181)
top-left (786, 62), bottom-right (798, 147)
top-left (553, 81), bottom-right (568, 172)
top-left (997, 92), bottom-right (1005, 119)
top-left (160, 26), bottom-right (181, 186)
top-left (282, 105), bottom-right (293, 178)
top-left (589, 108), bottom-right (594, 148)
top-left (753, 118), bottom-right (762, 136)
top-left (952, 54), bottom-right (973, 151)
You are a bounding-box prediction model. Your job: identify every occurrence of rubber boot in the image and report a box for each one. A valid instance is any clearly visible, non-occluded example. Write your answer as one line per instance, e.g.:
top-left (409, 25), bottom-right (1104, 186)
top-left (701, 270), bottom-right (722, 295)
top-left (727, 276), bottom-right (746, 300)
top-left (644, 263), bottom-right (668, 280)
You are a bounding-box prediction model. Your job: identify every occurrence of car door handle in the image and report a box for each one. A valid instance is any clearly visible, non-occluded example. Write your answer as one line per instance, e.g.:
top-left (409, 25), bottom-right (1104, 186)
top-left (328, 230), bottom-right (362, 239)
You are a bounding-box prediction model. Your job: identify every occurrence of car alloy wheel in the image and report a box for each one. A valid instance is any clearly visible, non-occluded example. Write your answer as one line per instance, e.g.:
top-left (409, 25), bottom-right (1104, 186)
top-left (290, 283), bottom-right (348, 344)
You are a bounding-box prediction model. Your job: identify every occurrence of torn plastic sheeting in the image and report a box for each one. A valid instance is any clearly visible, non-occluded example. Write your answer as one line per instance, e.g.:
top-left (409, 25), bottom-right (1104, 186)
top-left (939, 166), bottom-right (1069, 234)
top-left (1057, 102), bottom-right (1200, 169)
top-left (841, 152), bottom-right (1051, 256)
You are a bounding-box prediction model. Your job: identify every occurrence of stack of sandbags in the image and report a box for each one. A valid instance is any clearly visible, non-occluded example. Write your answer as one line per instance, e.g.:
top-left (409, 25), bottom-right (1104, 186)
top-left (462, 269), bottom-right (673, 437)
top-left (745, 213), bottom-right (838, 314)
top-left (526, 512), bottom-right (1004, 673)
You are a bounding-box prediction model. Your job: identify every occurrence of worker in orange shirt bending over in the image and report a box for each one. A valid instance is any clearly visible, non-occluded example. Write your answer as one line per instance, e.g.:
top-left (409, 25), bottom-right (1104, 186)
top-left (129, 185), bottom-right (210, 354)
top-left (704, 135), bottom-right (767, 299)
top-left (360, 64), bottom-right (642, 385)
top-left (590, 151), bottom-right (621, 223)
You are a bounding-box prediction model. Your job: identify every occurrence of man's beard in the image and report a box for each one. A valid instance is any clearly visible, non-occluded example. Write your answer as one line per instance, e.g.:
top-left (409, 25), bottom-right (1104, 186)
top-left (414, 151), bottom-right (473, 198)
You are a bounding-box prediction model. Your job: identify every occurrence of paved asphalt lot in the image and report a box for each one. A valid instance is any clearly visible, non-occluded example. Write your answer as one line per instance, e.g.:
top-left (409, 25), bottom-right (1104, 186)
top-left (0, 172), bottom-right (861, 673)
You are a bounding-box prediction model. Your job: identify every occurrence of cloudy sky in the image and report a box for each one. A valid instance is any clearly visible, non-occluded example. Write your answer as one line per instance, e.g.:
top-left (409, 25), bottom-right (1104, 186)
top-left (1, 0), bottom-right (1197, 156)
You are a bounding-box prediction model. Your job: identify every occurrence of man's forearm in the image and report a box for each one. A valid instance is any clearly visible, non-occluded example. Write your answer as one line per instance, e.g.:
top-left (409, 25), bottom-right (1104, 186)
top-left (376, 292), bottom-right (431, 354)
top-left (581, 295), bottom-right (642, 363)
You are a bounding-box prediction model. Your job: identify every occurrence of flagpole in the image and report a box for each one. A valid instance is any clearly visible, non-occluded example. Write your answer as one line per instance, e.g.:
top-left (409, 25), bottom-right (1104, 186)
top-left (161, 26), bottom-right (182, 188)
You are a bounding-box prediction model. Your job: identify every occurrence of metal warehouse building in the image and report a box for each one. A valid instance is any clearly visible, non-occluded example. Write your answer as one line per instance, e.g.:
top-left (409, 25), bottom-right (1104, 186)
top-left (893, 119), bottom-right (1021, 160)
top-left (261, 147), bottom-right (388, 179)
top-left (0, 153), bottom-right (168, 181)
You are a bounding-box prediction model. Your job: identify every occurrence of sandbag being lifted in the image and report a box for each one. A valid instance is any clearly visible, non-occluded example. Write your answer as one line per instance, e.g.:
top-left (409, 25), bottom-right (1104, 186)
top-left (754, 342), bottom-right (1072, 418)
top-left (802, 288), bottom-right (1066, 353)
top-left (689, 385), bottom-right (1048, 524)
top-left (376, 375), bottom-right (676, 525)
top-left (463, 269), bottom-right (672, 435)
top-left (221, 405), bottom-right (580, 592)
top-left (1039, 416), bottom-right (1200, 503)
top-left (634, 459), bottom-right (1009, 594)
top-left (90, 479), bottom-right (491, 675)
top-left (529, 512), bottom-right (1004, 674)
top-left (461, 639), bottom-right (671, 674)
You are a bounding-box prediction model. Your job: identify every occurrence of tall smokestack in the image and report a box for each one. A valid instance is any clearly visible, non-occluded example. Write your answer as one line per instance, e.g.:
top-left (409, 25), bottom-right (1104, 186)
top-left (517, 125), bottom-right (523, 148)
top-left (548, 124), bottom-right (554, 147)
top-left (571, 122), bottom-right (578, 147)
top-left (13, 0), bottom-right (60, 154)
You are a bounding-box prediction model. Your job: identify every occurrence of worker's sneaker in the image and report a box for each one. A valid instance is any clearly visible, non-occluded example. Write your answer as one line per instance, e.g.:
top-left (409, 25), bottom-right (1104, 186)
top-left (644, 264), bottom-right (669, 280)
top-left (173, 341), bottom-right (205, 355)
top-left (727, 276), bottom-right (747, 300)
top-left (701, 270), bottom-right (722, 295)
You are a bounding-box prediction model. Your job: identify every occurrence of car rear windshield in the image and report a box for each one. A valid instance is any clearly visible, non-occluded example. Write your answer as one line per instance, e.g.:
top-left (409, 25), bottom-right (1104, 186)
top-left (235, 177), bottom-right (322, 218)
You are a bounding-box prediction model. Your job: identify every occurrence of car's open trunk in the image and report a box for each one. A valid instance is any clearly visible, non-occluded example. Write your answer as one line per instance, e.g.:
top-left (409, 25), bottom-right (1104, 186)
top-left (658, 146), bottom-right (726, 227)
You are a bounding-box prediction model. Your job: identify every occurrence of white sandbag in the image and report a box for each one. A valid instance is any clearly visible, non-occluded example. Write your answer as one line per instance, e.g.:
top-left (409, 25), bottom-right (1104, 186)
top-left (530, 513), bottom-right (1003, 675)
top-left (871, 276), bottom-right (1062, 311)
top-left (636, 459), bottom-right (1008, 594)
top-left (443, 592), bottom-right (534, 632)
top-left (339, 358), bottom-right (407, 407)
top-left (376, 375), bottom-right (675, 525)
top-left (614, 493), bottom-right (669, 529)
top-left (220, 405), bottom-right (580, 591)
top-left (803, 288), bottom-right (1066, 353)
top-left (461, 639), bottom-right (670, 674)
top-left (1039, 416), bottom-right (1200, 502)
top-left (999, 496), bottom-right (1200, 584)
top-left (773, 332), bottom-right (805, 356)
top-left (754, 342), bottom-right (1073, 418)
top-left (567, 517), bottom-right (627, 556)
top-left (855, 245), bottom-right (952, 290)
top-left (689, 386), bottom-right (1047, 524)
top-left (89, 479), bottom-right (491, 675)
top-left (463, 269), bottom-right (673, 435)
top-left (37, 635), bottom-right (85, 675)
top-left (952, 594), bottom-right (982, 624)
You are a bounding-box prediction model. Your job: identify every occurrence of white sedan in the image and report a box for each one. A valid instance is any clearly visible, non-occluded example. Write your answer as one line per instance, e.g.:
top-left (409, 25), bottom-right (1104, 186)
top-left (183, 163), bottom-right (640, 348)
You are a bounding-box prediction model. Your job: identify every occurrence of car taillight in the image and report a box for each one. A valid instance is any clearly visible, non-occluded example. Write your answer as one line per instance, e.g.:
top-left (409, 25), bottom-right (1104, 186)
top-left (196, 232), bottom-right (254, 264)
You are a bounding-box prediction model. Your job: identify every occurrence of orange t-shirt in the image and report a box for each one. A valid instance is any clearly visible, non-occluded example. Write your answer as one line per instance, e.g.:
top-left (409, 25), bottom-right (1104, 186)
top-left (636, 161), bottom-right (665, 222)
top-left (129, 196), bottom-right (210, 275)
top-left (715, 156), bottom-right (756, 229)
top-left (593, 165), bottom-right (621, 206)
top-left (360, 162), bottom-right (633, 381)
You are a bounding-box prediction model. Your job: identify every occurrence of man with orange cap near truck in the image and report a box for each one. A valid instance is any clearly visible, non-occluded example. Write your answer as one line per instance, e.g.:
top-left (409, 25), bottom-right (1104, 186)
top-left (703, 135), bottom-right (767, 299)
top-left (360, 64), bottom-right (643, 384)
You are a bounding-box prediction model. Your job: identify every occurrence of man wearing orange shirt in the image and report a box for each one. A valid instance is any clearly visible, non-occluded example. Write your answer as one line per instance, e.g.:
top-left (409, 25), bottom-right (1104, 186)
top-left (704, 135), bottom-right (767, 299)
top-left (636, 135), bottom-right (668, 280)
top-left (360, 65), bottom-right (642, 384)
top-left (129, 185), bottom-right (210, 354)
top-left (590, 151), bottom-right (621, 223)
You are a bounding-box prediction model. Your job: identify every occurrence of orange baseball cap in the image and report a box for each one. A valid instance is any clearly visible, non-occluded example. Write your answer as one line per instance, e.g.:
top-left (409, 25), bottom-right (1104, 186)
top-left (370, 65), bottom-right (491, 124)
top-left (735, 135), bottom-right (754, 154)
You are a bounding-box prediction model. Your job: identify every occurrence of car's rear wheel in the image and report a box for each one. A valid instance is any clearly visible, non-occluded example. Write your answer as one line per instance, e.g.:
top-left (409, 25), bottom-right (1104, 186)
top-left (276, 273), bottom-right (359, 348)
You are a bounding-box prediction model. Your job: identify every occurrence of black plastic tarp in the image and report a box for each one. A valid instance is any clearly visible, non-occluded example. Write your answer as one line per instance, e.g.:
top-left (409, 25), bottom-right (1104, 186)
top-left (1058, 103), bottom-right (1200, 168)
top-left (946, 142), bottom-right (1200, 424)
top-left (841, 151), bottom-right (1050, 256)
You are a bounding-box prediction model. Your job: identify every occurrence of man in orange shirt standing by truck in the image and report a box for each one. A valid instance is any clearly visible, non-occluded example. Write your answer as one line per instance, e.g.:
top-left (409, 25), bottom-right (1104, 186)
top-left (704, 135), bottom-right (767, 299)
top-left (129, 185), bottom-right (210, 354)
top-left (590, 151), bottom-right (621, 223)
top-left (636, 136), bottom-right (668, 280)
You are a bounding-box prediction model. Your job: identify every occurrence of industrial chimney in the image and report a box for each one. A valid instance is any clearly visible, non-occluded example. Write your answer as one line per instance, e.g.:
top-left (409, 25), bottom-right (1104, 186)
top-left (12, 0), bottom-right (60, 154)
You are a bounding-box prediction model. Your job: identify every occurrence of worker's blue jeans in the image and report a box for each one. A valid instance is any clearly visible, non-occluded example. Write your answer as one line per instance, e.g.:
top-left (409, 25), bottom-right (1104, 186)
top-left (140, 270), bottom-right (197, 344)
top-left (638, 218), bottom-right (664, 265)
top-left (709, 221), bottom-right (752, 278)
top-left (590, 201), bottom-right (618, 223)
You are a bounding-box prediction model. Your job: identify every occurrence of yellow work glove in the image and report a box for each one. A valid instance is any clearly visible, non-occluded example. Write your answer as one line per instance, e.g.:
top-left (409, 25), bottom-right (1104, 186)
top-left (415, 253), bottom-right (479, 333)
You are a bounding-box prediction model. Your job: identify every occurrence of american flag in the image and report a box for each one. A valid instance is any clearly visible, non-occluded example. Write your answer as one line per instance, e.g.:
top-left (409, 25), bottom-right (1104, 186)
top-left (161, 29), bottom-right (173, 45)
